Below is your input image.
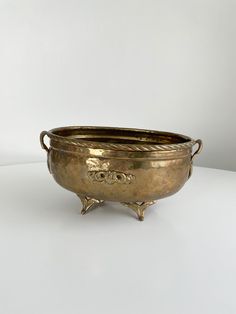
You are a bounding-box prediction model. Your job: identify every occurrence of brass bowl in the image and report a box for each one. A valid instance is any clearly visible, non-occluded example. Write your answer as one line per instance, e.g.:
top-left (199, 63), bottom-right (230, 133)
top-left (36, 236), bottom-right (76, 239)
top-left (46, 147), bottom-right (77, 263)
top-left (40, 126), bottom-right (202, 221)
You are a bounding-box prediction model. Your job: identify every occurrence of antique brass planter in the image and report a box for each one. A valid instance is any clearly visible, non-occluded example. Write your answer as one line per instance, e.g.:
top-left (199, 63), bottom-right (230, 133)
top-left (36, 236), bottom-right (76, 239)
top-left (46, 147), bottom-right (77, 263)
top-left (40, 126), bottom-right (202, 221)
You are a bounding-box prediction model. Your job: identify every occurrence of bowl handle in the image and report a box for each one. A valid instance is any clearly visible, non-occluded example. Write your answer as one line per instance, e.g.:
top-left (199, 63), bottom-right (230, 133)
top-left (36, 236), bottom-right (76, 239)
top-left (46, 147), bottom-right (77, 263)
top-left (40, 131), bottom-right (49, 153)
top-left (188, 139), bottom-right (203, 178)
top-left (191, 139), bottom-right (203, 161)
top-left (40, 131), bottom-right (52, 173)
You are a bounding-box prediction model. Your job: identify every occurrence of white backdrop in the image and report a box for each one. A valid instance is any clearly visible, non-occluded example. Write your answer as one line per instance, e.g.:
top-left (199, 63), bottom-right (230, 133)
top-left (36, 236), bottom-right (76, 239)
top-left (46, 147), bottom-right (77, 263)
top-left (0, 0), bottom-right (235, 171)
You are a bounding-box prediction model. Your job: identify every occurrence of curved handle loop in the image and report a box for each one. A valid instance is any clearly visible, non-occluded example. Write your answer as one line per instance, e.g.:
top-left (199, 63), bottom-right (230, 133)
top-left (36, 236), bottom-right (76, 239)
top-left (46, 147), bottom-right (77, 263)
top-left (191, 139), bottom-right (203, 161)
top-left (188, 139), bottom-right (203, 179)
top-left (40, 131), bottom-right (50, 153)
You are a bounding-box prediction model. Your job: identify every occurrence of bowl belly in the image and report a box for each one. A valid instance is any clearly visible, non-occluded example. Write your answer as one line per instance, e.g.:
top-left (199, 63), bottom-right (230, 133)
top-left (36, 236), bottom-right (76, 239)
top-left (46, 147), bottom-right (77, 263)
top-left (48, 147), bottom-right (191, 202)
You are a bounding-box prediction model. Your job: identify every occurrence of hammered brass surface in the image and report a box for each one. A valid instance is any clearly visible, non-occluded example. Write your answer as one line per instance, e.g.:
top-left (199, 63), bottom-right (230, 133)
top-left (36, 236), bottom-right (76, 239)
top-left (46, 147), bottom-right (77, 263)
top-left (40, 126), bottom-right (202, 221)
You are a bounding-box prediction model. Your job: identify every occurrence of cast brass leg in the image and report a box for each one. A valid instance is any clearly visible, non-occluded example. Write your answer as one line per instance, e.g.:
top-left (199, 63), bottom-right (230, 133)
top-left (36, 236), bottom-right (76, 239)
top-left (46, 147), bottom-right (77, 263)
top-left (77, 195), bottom-right (104, 215)
top-left (121, 201), bottom-right (156, 221)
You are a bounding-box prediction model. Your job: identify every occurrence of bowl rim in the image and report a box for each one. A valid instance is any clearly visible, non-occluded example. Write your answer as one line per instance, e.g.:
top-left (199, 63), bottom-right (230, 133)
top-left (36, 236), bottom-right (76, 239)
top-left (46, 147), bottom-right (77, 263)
top-left (43, 126), bottom-right (196, 152)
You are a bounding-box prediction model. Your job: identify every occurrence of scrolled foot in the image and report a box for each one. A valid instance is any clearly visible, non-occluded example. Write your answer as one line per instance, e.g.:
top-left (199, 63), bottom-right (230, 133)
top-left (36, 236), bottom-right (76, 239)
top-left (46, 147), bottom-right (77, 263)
top-left (77, 195), bottom-right (104, 215)
top-left (121, 201), bottom-right (156, 221)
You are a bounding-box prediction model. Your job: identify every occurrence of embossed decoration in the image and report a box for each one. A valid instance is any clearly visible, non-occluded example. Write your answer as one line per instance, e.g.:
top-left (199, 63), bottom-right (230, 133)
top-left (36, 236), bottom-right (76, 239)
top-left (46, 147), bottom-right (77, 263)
top-left (88, 171), bottom-right (135, 184)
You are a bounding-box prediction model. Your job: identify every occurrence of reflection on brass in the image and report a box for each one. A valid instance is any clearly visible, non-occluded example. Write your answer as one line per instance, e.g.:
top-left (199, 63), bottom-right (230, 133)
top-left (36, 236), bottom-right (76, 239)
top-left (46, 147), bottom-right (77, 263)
top-left (40, 126), bottom-right (202, 221)
top-left (88, 170), bottom-right (135, 184)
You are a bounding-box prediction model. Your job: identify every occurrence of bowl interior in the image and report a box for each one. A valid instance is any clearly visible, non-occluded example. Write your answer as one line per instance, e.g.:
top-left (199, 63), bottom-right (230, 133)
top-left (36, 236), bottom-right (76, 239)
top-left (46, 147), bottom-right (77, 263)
top-left (51, 127), bottom-right (191, 145)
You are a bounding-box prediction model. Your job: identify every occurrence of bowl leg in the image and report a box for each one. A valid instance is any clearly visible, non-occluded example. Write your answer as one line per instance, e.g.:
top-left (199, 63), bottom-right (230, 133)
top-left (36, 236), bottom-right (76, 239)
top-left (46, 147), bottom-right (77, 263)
top-left (77, 195), bottom-right (104, 215)
top-left (121, 201), bottom-right (156, 221)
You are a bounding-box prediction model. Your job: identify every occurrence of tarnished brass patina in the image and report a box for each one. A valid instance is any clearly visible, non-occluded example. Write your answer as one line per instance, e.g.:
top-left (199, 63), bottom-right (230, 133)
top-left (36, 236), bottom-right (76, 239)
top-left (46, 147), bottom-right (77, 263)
top-left (40, 126), bottom-right (202, 221)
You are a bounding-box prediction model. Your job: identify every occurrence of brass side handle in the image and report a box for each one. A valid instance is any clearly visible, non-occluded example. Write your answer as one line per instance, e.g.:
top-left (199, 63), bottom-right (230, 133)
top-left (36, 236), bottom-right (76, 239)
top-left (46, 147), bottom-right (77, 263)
top-left (188, 139), bottom-right (203, 179)
top-left (40, 130), bottom-right (52, 173)
top-left (40, 131), bottom-right (50, 153)
top-left (191, 139), bottom-right (203, 160)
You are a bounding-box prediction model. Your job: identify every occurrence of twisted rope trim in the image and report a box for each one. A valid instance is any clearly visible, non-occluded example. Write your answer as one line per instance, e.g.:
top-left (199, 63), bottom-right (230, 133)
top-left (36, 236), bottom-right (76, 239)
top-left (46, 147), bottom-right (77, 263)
top-left (45, 131), bottom-right (196, 152)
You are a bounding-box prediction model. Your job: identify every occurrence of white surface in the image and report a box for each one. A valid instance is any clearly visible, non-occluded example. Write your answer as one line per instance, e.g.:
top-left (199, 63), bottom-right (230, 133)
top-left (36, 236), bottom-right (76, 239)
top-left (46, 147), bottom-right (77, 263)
top-left (0, 0), bottom-right (236, 171)
top-left (0, 162), bottom-right (236, 314)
